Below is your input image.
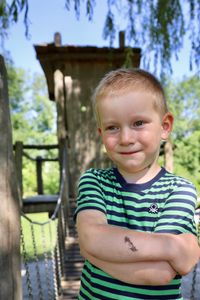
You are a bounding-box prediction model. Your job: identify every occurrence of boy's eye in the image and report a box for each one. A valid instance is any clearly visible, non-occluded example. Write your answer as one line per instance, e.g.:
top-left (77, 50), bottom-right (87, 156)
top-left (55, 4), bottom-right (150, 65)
top-left (134, 120), bottom-right (144, 127)
top-left (105, 125), bottom-right (119, 131)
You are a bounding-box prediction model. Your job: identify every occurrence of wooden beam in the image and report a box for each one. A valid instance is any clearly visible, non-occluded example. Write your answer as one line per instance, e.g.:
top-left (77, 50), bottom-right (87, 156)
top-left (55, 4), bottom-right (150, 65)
top-left (13, 143), bottom-right (59, 150)
top-left (23, 195), bottom-right (58, 214)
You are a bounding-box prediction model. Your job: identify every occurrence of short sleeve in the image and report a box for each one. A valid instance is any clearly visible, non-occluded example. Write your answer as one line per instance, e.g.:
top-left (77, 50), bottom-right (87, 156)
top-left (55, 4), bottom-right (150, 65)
top-left (74, 169), bottom-right (107, 222)
top-left (154, 181), bottom-right (197, 235)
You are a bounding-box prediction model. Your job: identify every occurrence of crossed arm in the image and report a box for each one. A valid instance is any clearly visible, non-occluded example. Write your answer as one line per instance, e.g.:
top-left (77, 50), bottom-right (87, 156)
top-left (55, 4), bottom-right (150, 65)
top-left (77, 209), bottom-right (200, 285)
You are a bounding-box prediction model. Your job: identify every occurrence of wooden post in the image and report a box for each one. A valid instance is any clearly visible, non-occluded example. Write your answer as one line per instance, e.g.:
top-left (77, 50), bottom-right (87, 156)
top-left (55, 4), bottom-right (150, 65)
top-left (54, 69), bottom-right (67, 142)
top-left (119, 31), bottom-right (125, 48)
top-left (0, 55), bottom-right (22, 299)
top-left (54, 70), bottom-right (70, 192)
top-left (36, 156), bottom-right (43, 194)
top-left (14, 141), bottom-right (23, 204)
top-left (54, 32), bottom-right (62, 46)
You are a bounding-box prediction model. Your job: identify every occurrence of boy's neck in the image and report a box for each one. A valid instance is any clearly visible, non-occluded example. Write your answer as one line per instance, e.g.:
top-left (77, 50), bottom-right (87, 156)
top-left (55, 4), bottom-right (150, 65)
top-left (117, 164), bottom-right (162, 184)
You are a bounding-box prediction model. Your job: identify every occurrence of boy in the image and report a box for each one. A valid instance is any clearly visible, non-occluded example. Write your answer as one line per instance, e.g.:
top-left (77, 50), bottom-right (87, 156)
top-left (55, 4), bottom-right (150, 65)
top-left (74, 69), bottom-right (200, 299)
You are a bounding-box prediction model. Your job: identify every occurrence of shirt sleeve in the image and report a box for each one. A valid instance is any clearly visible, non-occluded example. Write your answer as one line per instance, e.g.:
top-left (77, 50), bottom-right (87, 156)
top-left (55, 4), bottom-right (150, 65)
top-left (154, 181), bottom-right (197, 235)
top-left (74, 169), bottom-right (107, 222)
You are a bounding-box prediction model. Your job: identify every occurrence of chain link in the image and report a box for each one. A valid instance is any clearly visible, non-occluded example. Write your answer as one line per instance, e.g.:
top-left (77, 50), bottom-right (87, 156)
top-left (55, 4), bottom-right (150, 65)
top-left (30, 222), bottom-right (44, 300)
top-left (41, 224), bottom-right (54, 300)
top-left (20, 225), bottom-right (34, 300)
top-left (49, 222), bottom-right (59, 300)
top-left (55, 221), bottom-right (63, 295)
top-left (21, 214), bottom-right (62, 300)
top-left (190, 208), bottom-right (200, 300)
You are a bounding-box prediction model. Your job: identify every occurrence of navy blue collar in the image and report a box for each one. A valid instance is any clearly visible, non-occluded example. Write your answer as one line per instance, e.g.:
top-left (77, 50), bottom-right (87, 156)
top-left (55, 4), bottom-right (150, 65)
top-left (113, 167), bottom-right (167, 192)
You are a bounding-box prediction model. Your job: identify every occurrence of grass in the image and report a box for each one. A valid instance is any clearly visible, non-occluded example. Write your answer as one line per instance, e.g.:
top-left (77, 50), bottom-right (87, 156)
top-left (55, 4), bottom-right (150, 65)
top-left (21, 213), bottom-right (57, 261)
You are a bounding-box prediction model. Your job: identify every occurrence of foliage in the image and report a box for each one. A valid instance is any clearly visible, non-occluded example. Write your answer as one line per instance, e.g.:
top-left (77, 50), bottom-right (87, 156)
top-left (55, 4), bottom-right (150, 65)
top-left (7, 60), bottom-right (59, 196)
top-left (7, 61), bottom-right (57, 144)
top-left (165, 75), bottom-right (200, 194)
top-left (6, 59), bottom-right (31, 142)
top-left (1, 0), bottom-right (200, 73)
top-left (0, 0), bottom-right (29, 38)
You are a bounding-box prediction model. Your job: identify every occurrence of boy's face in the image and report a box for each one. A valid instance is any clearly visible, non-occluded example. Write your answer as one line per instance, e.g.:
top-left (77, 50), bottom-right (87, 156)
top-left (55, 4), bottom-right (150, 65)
top-left (97, 90), bottom-right (173, 181)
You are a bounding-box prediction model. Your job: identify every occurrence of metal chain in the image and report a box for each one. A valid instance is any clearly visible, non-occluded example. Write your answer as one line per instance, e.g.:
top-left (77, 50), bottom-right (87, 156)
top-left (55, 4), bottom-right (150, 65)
top-left (49, 222), bottom-right (59, 300)
top-left (30, 222), bottom-right (44, 300)
top-left (190, 208), bottom-right (200, 300)
top-left (41, 224), bottom-right (54, 300)
top-left (20, 225), bottom-right (34, 300)
top-left (59, 207), bottom-right (66, 276)
top-left (55, 221), bottom-right (63, 295)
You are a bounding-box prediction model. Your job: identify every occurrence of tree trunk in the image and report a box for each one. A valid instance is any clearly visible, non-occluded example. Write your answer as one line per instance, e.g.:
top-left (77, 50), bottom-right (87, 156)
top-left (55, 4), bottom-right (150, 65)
top-left (0, 55), bottom-right (22, 299)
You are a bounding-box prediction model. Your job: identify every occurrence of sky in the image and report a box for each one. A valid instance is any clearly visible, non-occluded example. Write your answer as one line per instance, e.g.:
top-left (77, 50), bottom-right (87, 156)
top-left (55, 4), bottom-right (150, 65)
top-left (1, 0), bottom-right (196, 80)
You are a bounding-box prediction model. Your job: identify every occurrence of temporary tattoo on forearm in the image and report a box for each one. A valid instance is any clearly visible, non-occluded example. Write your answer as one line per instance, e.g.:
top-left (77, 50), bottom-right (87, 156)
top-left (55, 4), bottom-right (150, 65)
top-left (124, 236), bottom-right (138, 252)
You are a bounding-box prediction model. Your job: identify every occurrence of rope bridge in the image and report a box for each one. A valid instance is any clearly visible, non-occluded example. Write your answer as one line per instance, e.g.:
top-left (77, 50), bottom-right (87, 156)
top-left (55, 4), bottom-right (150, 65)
top-left (15, 140), bottom-right (83, 299)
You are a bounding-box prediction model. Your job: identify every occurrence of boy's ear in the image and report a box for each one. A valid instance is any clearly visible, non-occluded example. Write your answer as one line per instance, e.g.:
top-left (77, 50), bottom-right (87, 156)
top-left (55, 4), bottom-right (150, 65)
top-left (98, 128), bottom-right (102, 135)
top-left (161, 112), bottom-right (174, 140)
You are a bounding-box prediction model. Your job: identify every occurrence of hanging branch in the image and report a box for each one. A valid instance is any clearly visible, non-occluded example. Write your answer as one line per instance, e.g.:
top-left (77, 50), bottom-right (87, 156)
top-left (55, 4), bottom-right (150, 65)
top-left (1, 0), bottom-right (200, 73)
top-left (0, 0), bottom-right (30, 37)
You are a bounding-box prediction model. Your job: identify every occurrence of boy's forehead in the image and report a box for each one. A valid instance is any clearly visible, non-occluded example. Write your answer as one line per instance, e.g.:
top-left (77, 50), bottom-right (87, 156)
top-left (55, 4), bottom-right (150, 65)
top-left (96, 89), bottom-right (165, 120)
top-left (97, 91), bottom-right (158, 114)
top-left (98, 88), bottom-right (156, 103)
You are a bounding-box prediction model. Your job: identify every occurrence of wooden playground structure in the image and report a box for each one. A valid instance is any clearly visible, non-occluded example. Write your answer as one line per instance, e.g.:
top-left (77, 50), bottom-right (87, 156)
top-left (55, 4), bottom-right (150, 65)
top-left (0, 33), bottom-right (199, 299)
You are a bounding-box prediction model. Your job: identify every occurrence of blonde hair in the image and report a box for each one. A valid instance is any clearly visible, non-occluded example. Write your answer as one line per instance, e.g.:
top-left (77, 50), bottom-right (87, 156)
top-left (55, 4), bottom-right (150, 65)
top-left (92, 68), bottom-right (168, 124)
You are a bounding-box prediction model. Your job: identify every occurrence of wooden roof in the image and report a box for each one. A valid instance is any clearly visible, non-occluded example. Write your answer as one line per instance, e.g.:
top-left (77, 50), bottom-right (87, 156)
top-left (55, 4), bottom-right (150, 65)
top-left (34, 33), bottom-right (141, 101)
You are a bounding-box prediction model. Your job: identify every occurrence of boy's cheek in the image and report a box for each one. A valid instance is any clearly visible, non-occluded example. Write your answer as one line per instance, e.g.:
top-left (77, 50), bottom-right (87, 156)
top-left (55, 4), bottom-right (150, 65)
top-left (103, 139), bottom-right (117, 152)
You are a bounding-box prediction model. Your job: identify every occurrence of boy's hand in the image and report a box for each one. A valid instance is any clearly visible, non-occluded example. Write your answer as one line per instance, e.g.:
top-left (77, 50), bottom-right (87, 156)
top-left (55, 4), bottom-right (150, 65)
top-left (170, 233), bottom-right (200, 275)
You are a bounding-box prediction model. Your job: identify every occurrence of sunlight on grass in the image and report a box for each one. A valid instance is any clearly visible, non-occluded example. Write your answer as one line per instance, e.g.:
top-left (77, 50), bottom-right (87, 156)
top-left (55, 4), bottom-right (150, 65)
top-left (21, 213), bottom-right (57, 261)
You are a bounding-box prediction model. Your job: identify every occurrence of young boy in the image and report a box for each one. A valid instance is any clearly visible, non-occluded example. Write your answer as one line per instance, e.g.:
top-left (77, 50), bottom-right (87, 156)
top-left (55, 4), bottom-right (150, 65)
top-left (74, 68), bottom-right (200, 299)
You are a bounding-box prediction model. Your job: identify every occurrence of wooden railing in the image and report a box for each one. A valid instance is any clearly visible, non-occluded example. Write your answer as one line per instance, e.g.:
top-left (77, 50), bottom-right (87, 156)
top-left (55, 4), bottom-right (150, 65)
top-left (14, 142), bottom-right (59, 196)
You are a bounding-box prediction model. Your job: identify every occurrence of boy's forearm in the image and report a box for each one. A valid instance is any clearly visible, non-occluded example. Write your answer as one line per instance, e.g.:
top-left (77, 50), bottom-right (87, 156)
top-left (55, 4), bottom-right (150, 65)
top-left (78, 220), bottom-right (174, 263)
top-left (168, 233), bottom-right (200, 275)
top-left (81, 248), bottom-right (176, 285)
top-left (77, 212), bottom-right (200, 273)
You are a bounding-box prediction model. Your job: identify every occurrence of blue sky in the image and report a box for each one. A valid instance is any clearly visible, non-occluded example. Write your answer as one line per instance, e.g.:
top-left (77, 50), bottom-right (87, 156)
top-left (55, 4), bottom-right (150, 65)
top-left (2, 0), bottom-right (196, 79)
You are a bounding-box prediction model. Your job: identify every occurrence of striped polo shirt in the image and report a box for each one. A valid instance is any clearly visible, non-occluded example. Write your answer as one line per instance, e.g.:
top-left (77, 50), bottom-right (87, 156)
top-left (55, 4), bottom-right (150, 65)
top-left (75, 167), bottom-right (197, 300)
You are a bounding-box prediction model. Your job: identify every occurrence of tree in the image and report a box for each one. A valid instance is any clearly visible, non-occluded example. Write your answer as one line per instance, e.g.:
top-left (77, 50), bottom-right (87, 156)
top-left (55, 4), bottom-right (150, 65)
top-left (166, 75), bottom-right (200, 139)
top-left (165, 75), bottom-right (200, 191)
top-left (7, 60), bottom-right (57, 144)
top-left (1, 0), bottom-right (200, 74)
top-left (7, 60), bottom-right (59, 196)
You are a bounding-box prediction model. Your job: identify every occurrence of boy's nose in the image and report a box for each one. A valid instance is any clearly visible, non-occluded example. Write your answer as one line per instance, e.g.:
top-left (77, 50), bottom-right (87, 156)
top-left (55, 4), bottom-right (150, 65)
top-left (120, 128), bottom-right (135, 145)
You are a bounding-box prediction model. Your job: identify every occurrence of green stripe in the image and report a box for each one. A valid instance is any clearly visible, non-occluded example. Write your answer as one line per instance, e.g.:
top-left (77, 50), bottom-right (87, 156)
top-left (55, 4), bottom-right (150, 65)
top-left (91, 267), bottom-right (181, 296)
top-left (167, 194), bottom-right (196, 202)
top-left (78, 202), bottom-right (106, 211)
top-left (80, 276), bottom-right (99, 299)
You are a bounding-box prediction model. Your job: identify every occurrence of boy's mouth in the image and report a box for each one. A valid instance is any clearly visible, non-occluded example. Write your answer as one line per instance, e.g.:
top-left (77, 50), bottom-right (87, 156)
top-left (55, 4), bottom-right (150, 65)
top-left (119, 150), bottom-right (140, 155)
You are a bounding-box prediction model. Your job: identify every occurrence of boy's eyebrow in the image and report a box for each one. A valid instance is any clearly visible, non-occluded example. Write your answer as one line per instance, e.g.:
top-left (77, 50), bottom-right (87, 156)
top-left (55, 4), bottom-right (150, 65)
top-left (102, 114), bottom-right (152, 122)
top-left (101, 120), bottom-right (118, 126)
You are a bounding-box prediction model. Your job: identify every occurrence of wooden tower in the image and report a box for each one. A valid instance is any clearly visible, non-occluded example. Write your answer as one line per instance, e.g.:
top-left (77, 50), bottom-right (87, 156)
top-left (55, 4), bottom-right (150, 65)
top-left (34, 32), bottom-right (141, 195)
